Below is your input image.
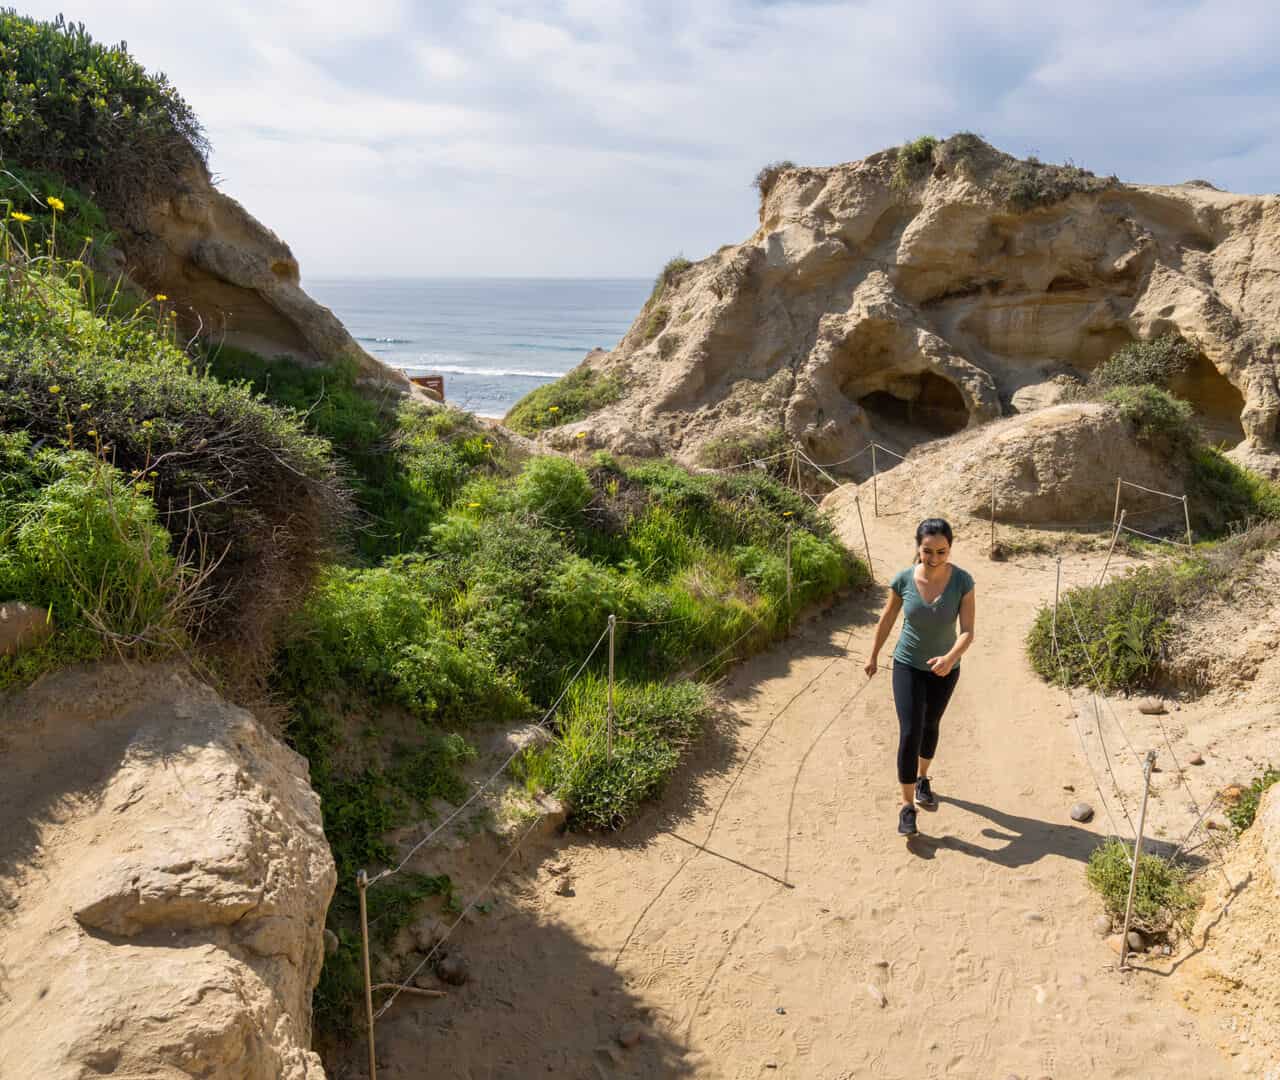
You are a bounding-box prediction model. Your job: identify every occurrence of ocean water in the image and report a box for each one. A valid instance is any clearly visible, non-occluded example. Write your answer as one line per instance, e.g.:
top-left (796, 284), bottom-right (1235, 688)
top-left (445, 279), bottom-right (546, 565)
top-left (304, 277), bottom-right (650, 418)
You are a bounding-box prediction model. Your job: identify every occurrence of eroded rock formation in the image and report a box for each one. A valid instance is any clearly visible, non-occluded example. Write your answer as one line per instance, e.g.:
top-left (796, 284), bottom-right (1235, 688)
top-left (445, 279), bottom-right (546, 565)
top-left (113, 161), bottom-right (410, 391)
top-left (554, 138), bottom-right (1280, 471)
top-left (0, 664), bottom-right (335, 1079)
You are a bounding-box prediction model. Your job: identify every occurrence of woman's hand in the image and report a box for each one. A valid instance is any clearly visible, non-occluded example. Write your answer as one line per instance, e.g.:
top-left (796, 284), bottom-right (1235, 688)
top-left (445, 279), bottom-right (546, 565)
top-left (926, 655), bottom-right (955, 678)
top-left (864, 655), bottom-right (878, 677)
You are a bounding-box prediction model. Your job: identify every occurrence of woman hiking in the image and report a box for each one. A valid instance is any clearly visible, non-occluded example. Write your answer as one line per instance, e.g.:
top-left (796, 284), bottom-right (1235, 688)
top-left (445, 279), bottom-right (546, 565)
top-left (864, 518), bottom-right (976, 837)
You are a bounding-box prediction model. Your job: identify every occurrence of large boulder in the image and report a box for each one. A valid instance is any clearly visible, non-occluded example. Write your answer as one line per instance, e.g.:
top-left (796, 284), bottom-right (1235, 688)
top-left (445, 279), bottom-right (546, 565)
top-left (0, 664), bottom-right (335, 1079)
top-left (822, 402), bottom-right (1185, 530)
top-left (553, 137), bottom-right (1280, 472)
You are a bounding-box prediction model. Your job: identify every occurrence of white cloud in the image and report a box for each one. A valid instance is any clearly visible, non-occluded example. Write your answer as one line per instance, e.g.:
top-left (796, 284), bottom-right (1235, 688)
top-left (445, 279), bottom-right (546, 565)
top-left (12, 0), bottom-right (1280, 275)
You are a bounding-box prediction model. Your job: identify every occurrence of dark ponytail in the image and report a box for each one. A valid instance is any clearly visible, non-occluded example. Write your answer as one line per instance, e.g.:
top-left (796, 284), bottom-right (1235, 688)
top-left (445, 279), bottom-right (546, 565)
top-left (913, 517), bottom-right (954, 563)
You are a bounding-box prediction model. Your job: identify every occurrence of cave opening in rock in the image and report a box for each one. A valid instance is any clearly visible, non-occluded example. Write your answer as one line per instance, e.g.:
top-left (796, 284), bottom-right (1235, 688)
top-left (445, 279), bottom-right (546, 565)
top-left (858, 372), bottom-right (969, 436)
top-left (1167, 353), bottom-right (1245, 444)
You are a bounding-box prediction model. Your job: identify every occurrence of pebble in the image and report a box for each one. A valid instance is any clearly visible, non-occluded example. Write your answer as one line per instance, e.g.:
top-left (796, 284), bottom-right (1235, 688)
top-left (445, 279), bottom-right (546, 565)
top-left (775, 1006), bottom-right (786, 1015)
top-left (436, 953), bottom-right (469, 986)
top-left (1206, 819), bottom-right (1225, 831)
top-left (1107, 931), bottom-right (1146, 956)
top-left (1062, 784), bottom-right (1075, 793)
top-left (1023, 911), bottom-right (1045, 923)
top-left (1069, 801), bottom-right (1095, 823)
top-left (866, 984), bottom-right (887, 1008)
top-left (1137, 696), bottom-right (1167, 715)
top-left (1092, 914), bottom-right (1113, 937)
top-left (617, 1023), bottom-right (644, 1049)
top-left (1189, 753), bottom-right (1205, 765)
top-left (871, 959), bottom-right (890, 969)
top-left (1034, 985), bottom-right (1048, 1005)
top-left (553, 877), bottom-right (576, 896)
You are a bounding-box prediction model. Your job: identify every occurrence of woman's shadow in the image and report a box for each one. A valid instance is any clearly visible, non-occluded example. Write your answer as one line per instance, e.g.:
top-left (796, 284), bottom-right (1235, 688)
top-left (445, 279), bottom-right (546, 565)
top-left (906, 794), bottom-right (1187, 867)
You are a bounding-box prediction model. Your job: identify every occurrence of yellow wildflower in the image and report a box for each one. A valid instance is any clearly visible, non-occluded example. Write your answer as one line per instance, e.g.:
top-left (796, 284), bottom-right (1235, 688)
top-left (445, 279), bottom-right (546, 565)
top-left (87, 429), bottom-right (97, 437)
top-left (80, 403), bottom-right (91, 411)
top-left (548, 406), bottom-right (560, 413)
top-left (575, 432), bottom-right (587, 439)
top-left (48, 384), bottom-right (60, 394)
top-left (154, 293), bottom-right (168, 302)
top-left (46, 196), bottom-right (65, 212)
top-left (468, 502), bottom-right (481, 508)
top-left (782, 510), bottom-right (794, 517)
top-left (11, 211), bottom-right (31, 222)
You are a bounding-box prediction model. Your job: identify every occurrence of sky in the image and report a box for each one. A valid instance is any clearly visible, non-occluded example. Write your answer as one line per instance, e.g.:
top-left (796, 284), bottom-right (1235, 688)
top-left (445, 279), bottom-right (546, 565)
top-left (18, 2), bottom-right (1280, 278)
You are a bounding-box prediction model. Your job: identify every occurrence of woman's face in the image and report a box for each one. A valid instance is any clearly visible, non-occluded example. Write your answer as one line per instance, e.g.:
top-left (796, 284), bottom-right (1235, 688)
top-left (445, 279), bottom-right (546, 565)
top-left (917, 533), bottom-right (951, 568)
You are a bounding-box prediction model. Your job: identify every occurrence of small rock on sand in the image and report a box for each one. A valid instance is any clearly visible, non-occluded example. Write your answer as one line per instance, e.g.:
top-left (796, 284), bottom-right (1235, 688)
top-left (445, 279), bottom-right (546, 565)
top-left (866, 984), bottom-right (887, 1008)
top-left (617, 1023), bottom-right (644, 1049)
top-left (436, 953), bottom-right (469, 986)
top-left (1137, 696), bottom-right (1167, 715)
top-left (1092, 914), bottom-right (1113, 936)
top-left (1070, 801), bottom-right (1095, 822)
top-left (553, 877), bottom-right (576, 896)
top-left (1189, 753), bottom-right (1205, 765)
top-left (1023, 911), bottom-right (1045, 923)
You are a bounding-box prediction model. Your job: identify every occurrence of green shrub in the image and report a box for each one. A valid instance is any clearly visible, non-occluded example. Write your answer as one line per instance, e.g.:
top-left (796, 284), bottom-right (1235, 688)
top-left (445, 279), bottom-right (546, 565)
top-left (515, 455), bottom-right (593, 527)
top-left (1089, 335), bottom-right (1198, 391)
top-left (0, 270), bottom-right (344, 649)
top-left (627, 504), bottom-right (703, 578)
top-left (0, 432), bottom-right (186, 684)
top-left (1086, 838), bottom-right (1200, 938)
top-left (515, 674), bottom-right (711, 829)
top-left (891, 136), bottom-right (939, 193)
top-left (0, 12), bottom-right (207, 218)
top-left (504, 366), bottom-right (623, 434)
top-left (1026, 564), bottom-right (1184, 691)
top-left (1102, 384), bottom-right (1197, 453)
top-left (1189, 446), bottom-right (1280, 534)
top-left (753, 159), bottom-right (796, 200)
top-left (1225, 766), bottom-right (1280, 833)
top-left (278, 563), bottom-right (526, 724)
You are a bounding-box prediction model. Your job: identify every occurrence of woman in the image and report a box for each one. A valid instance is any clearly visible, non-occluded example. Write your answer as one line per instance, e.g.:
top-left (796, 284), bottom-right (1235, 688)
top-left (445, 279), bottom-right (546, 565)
top-left (864, 518), bottom-right (976, 837)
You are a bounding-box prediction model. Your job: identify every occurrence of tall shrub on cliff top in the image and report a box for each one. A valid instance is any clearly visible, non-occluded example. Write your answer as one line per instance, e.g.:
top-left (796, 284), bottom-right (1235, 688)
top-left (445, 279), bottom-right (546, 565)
top-left (0, 11), bottom-right (208, 215)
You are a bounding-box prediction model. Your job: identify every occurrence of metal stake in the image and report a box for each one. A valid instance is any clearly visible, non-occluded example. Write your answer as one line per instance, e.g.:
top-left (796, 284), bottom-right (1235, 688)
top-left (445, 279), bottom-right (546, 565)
top-left (1113, 476), bottom-right (1122, 527)
top-left (1052, 556), bottom-right (1062, 651)
top-left (871, 443), bottom-right (879, 517)
top-left (1181, 495), bottom-right (1193, 550)
top-left (854, 493), bottom-right (874, 583)
top-left (1098, 510), bottom-right (1125, 587)
top-left (607, 614), bottom-right (616, 762)
top-left (358, 870), bottom-right (377, 1080)
top-left (1120, 750), bottom-right (1158, 970)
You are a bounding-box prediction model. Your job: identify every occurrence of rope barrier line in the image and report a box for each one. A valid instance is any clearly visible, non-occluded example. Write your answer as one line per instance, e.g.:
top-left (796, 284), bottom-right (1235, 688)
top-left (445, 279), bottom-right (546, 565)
top-left (1119, 522), bottom-right (1187, 547)
top-left (372, 805), bottom-right (549, 1021)
top-left (1118, 478), bottom-right (1185, 502)
top-left (367, 623), bottom-right (611, 889)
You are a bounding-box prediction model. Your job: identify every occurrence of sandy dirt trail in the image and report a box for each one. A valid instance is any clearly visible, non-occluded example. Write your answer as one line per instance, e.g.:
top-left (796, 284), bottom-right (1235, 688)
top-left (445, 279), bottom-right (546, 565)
top-left (368, 506), bottom-right (1231, 1079)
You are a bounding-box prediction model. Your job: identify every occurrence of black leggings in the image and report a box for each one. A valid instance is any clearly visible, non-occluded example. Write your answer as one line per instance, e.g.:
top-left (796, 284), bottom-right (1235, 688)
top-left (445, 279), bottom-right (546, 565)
top-left (891, 662), bottom-right (960, 784)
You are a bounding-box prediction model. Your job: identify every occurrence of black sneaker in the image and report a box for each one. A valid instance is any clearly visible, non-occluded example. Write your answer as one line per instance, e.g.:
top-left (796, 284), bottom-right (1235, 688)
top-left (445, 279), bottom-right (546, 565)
top-left (915, 776), bottom-right (937, 809)
top-left (897, 804), bottom-right (918, 836)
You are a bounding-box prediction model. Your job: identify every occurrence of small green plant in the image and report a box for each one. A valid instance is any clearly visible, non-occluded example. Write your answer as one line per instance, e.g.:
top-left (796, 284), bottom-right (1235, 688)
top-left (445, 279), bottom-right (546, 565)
top-left (891, 135), bottom-right (939, 194)
top-left (1086, 838), bottom-right (1200, 938)
top-left (1225, 766), bottom-right (1280, 832)
top-left (504, 366), bottom-right (623, 434)
top-left (752, 159), bottom-right (796, 201)
top-left (1188, 446), bottom-right (1280, 534)
top-left (991, 156), bottom-right (1117, 210)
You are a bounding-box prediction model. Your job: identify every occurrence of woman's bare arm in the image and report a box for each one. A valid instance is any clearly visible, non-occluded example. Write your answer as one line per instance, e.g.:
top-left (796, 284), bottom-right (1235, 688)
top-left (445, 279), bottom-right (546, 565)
top-left (864, 591), bottom-right (903, 676)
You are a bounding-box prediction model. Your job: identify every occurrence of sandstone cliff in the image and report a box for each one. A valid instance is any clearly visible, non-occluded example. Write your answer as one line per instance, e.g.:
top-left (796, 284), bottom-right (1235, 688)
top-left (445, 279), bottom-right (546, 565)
top-left (111, 159), bottom-right (411, 392)
top-left (0, 664), bottom-right (335, 1079)
top-left (551, 138), bottom-right (1280, 474)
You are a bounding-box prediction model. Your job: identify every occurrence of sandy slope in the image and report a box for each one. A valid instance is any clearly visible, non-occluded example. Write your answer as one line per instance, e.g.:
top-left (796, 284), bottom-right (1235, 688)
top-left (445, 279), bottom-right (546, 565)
top-left (362, 505), bottom-right (1242, 1080)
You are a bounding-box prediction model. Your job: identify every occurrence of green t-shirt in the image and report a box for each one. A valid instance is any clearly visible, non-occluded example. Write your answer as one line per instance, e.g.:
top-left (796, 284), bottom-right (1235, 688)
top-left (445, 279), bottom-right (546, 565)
top-left (890, 565), bottom-right (974, 672)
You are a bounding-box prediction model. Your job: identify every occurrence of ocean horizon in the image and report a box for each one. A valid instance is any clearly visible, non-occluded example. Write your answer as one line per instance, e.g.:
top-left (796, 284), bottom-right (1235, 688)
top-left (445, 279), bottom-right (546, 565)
top-left (304, 276), bottom-right (651, 418)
